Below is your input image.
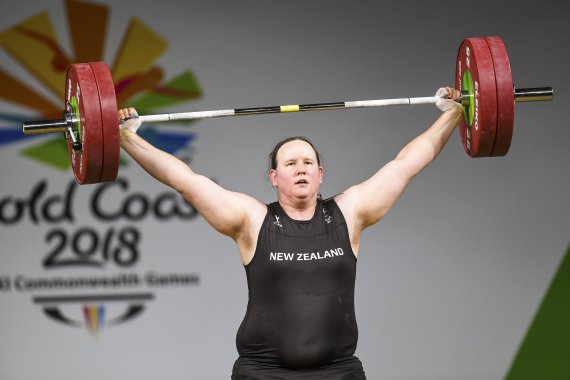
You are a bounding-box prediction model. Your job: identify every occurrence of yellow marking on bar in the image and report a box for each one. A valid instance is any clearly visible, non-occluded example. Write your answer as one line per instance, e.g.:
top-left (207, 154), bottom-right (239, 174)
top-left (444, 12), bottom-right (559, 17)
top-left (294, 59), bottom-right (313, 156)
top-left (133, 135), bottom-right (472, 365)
top-left (280, 105), bottom-right (300, 113)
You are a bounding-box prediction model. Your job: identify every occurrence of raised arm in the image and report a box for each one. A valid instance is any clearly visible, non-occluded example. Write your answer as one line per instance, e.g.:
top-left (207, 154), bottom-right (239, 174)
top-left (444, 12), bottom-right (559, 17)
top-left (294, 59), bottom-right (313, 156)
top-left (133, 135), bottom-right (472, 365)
top-left (336, 88), bottom-right (463, 245)
top-left (118, 108), bottom-right (266, 253)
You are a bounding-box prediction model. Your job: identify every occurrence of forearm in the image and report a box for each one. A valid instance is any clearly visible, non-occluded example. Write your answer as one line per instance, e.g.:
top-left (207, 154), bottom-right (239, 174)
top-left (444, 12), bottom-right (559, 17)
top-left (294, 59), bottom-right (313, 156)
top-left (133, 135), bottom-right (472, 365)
top-left (120, 129), bottom-right (193, 188)
top-left (396, 108), bottom-right (462, 168)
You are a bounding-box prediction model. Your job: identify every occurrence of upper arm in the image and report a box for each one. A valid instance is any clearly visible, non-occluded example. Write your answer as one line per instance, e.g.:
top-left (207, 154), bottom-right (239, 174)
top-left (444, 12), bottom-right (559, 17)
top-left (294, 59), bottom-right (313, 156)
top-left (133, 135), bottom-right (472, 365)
top-left (344, 157), bottom-right (417, 229)
top-left (170, 167), bottom-right (266, 240)
top-left (334, 159), bottom-right (413, 256)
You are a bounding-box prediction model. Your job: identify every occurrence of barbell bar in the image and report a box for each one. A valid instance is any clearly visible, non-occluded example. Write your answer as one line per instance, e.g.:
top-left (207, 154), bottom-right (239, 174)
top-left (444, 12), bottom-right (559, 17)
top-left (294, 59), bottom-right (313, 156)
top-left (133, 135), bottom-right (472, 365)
top-left (21, 96), bottom-right (445, 134)
top-left (21, 36), bottom-right (553, 184)
top-left (21, 87), bottom-right (552, 133)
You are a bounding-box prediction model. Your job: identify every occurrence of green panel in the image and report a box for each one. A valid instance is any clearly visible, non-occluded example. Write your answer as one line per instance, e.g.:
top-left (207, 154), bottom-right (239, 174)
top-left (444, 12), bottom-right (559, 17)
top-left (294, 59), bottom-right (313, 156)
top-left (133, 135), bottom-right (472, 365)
top-left (21, 138), bottom-right (70, 170)
top-left (505, 243), bottom-right (570, 380)
top-left (21, 138), bottom-right (128, 171)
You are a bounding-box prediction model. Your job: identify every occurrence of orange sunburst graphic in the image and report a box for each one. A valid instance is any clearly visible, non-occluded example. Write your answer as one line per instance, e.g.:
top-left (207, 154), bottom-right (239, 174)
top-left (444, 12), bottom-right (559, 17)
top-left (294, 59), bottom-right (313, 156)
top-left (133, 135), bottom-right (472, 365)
top-left (0, 0), bottom-right (202, 170)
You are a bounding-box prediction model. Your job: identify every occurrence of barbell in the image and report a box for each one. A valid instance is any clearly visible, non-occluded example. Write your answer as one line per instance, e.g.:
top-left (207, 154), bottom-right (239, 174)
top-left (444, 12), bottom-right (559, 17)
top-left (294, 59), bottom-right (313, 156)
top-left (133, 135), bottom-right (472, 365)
top-left (22, 36), bottom-right (553, 185)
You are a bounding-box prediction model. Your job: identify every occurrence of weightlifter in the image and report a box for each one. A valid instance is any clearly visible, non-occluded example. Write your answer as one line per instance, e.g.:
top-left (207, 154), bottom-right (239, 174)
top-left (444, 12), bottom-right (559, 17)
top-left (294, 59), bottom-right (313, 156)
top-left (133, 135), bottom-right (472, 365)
top-left (118, 87), bottom-right (462, 380)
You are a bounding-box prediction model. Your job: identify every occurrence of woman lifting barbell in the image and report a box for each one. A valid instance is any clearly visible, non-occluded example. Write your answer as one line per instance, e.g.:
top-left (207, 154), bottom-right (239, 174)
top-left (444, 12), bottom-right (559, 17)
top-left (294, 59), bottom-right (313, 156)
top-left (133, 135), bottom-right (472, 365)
top-left (117, 87), bottom-right (462, 380)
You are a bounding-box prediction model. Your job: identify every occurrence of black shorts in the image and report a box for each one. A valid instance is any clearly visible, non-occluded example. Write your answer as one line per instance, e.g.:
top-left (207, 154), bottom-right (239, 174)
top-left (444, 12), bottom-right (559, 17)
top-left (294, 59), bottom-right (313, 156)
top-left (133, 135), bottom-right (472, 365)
top-left (232, 370), bottom-right (366, 380)
top-left (231, 356), bottom-right (366, 380)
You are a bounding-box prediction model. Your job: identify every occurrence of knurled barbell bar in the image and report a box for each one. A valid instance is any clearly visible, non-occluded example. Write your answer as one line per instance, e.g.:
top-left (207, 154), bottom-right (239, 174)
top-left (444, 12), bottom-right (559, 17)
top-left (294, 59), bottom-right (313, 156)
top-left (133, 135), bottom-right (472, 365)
top-left (21, 36), bottom-right (553, 185)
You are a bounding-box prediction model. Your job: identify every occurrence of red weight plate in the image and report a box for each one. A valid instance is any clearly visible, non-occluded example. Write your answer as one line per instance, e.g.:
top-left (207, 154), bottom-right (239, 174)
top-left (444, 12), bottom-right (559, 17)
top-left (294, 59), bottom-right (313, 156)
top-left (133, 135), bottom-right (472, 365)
top-left (65, 64), bottom-right (103, 184)
top-left (455, 38), bottom-right (498, 157)
top-left (89, 62), bottom-right (120, 182)
top-left (484, 36), bottom-right (515, 156)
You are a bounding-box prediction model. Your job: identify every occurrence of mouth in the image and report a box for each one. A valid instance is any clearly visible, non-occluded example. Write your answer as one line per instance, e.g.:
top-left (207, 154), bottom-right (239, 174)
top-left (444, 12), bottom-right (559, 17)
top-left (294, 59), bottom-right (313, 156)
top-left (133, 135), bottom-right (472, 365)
top-left (295, 179), bottom-right (308, 185)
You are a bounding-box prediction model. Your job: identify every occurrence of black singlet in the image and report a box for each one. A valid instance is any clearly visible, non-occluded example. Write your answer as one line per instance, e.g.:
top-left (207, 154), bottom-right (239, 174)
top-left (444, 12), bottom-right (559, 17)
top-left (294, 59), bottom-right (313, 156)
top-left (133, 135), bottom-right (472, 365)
top-left (232, 198), bottom-right (365, 380)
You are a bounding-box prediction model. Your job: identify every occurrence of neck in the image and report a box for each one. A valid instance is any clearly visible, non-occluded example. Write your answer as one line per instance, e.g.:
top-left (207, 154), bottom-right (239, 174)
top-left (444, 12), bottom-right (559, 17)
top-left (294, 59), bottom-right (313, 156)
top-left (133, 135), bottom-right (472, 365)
top-left (278, 196), bottom-right (318, 221)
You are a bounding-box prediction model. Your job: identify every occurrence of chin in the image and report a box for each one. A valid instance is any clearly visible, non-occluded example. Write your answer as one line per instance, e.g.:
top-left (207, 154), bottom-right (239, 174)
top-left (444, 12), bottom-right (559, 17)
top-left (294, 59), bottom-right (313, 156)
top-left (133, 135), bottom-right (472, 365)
top-left (293, 191), bottom-right (314, 200)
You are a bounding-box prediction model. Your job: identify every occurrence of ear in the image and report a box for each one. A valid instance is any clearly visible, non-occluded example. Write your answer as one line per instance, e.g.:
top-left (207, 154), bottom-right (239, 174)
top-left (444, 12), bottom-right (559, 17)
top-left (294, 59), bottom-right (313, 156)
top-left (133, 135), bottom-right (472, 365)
top-left (269, 169), bottom-right (278, 187)
top-left (319, 166), bottom-right (324, 184)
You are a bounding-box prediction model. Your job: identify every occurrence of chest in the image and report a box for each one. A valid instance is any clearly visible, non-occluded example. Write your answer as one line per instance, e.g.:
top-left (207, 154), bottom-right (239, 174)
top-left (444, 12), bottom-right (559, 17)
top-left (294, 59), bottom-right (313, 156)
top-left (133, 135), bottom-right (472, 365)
top-left (247, 222), bottom-right (355, 294)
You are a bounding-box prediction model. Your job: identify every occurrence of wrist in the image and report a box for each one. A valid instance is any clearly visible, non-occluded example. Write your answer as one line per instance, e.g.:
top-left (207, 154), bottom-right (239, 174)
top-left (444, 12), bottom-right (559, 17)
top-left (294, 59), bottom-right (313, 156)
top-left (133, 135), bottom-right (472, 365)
top-left (119, 128), bottom-right (138, 147)
top-left (442, 106), bottom-right (463, 124)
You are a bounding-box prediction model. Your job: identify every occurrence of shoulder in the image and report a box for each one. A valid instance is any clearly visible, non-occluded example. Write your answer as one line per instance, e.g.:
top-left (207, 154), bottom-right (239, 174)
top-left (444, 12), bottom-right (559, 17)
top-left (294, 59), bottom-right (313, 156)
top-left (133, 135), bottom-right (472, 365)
top-left (332, 188), bottom-right (364, 241)
top-left (240, 194), bottom-right (269, 225)
top-left (332, 188), bottom-right (358, 219)
top-left (217, 192), bottom-right (268, 240)
top-left (234, 196), bottom-right (268, 263)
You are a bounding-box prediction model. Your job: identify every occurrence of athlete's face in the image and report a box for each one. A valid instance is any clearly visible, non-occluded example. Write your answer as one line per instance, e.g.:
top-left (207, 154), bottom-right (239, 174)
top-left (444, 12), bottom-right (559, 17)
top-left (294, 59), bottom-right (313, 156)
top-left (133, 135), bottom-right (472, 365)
top-left (269, 140), bottom-right (323, 201)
